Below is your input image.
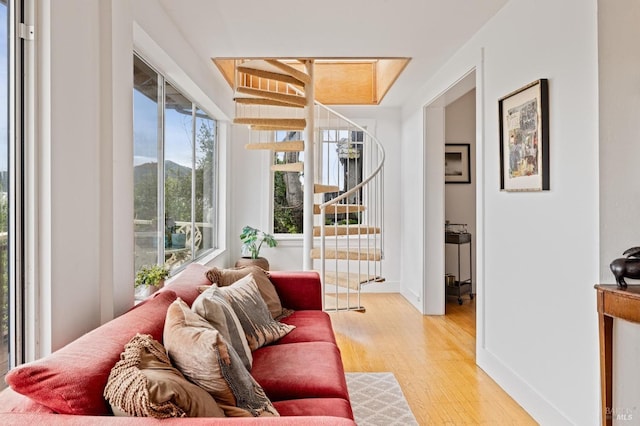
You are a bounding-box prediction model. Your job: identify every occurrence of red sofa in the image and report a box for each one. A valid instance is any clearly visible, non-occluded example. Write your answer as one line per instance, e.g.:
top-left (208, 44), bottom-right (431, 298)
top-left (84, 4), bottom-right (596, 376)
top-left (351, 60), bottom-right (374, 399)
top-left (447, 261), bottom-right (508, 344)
top-left (0, 264), bottom-right (355, 425)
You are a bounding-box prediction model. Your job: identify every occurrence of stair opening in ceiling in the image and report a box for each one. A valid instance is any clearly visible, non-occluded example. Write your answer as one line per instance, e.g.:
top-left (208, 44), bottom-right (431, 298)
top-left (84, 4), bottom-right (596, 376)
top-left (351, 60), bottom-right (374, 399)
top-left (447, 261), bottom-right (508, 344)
top-left (213, 57), bottom-right (410, 105)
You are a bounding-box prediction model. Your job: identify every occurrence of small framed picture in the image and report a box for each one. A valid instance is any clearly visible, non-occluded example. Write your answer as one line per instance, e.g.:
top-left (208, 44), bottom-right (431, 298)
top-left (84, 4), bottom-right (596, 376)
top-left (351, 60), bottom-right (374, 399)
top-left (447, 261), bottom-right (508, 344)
top-left (445, 143), bottom-right (471, 184)
top-left (499, 79), bottom-right (549, 191)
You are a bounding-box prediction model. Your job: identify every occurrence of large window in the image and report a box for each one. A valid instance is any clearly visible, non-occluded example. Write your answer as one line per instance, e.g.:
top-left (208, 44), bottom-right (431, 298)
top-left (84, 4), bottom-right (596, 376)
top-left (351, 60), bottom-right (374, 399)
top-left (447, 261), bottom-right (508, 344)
top-left (273, 131), bottom-right (303, 234)
top-left (0, 0), bottom-right (9, 390)
top-left (273, 129), bottom-right (364, 234)
top-left (1, 0), bottom-right (21, 389)
top-left (133, 55), bottom-right (218, 278)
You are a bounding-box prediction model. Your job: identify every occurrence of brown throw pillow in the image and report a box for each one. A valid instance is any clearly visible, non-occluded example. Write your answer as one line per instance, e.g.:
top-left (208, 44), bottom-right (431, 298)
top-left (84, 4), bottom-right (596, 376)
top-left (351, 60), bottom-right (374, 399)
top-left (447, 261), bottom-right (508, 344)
top-left (217, 274), bottom-right (295, 351)
top-left (192, 285), bottom-right (253, 370)
top-left (163, 298), bottom-right (279, 418)
top-left (103, 334), bottom-right (224, 418)
top-left (205, 266), bottom-right (290, 319)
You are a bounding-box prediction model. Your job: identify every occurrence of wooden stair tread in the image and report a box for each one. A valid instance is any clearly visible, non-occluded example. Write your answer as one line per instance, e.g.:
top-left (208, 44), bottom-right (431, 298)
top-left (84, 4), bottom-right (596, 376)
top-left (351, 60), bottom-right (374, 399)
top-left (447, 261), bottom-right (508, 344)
top-left (310, 247), bottom-right (382, 261)
top-left (314, 204), bottom-right (366, 214)
top-left (234, 117), bottom-right (306, 130)
top-left (245, 141), bottom-right (304, 152)
top-left (237, 63), bottom-right (306, 87)
top-left (313, 225), bottom-right (380, 237)
top-left (314, 184), bottom-right (339, 194)
top-left (264, 59), bottom-right (311, 85)
top-left (322, 271), bottom-right (385, 290)
top-left (322, 293), bottom-right (367, 312)
top-left (271, 162), bottom-right (304, 172)
top-left (236, 86), bottom-right (307, 107)
top-left (250, 125), bottom-right (305, 131)
top-left (234, 97), bottom-right (305, 108)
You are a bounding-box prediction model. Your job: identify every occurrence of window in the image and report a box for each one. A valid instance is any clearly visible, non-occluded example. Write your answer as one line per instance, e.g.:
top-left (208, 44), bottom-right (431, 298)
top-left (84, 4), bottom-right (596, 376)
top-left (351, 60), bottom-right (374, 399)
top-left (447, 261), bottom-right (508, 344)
top-left (273, 129), bottom-right (364, 234)
top-left (133, 55), bottom-right (218, 278)
top-left (273, 131), bottom-right (303, 234)
top-left (1, 0), bottom-right (21, 389)
top-left (0, 0), bottom-right (9, 390)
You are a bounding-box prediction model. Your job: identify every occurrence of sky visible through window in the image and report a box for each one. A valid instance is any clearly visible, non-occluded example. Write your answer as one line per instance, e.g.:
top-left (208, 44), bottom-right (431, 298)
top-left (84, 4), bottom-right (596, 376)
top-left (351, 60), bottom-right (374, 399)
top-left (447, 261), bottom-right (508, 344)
top-left (0, 5), bottom-right (7, 174)
top-left (134, 90), bottom-right (194, 168)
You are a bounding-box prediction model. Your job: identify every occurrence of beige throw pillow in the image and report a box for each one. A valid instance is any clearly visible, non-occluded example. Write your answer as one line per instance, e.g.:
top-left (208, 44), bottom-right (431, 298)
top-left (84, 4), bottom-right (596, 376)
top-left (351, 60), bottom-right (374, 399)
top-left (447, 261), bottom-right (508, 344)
top-left (192, 285), bottom-right (253, 370)
top-left (217, 274), bottom-right (295, 351)
top-left (205, 266), bottom-right (290, 319)
top-left (163, 298), bottom-right (279, 418)
top-left (103, 334), bottom-right (224, 418)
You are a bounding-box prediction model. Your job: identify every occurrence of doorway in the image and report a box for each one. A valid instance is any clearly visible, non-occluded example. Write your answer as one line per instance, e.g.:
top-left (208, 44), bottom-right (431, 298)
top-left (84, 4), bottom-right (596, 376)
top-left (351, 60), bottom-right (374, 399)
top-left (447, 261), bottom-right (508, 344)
top-left (422, 71), bottom-right (477, 317)
top-left (444, 87), bottom-right (476, 311)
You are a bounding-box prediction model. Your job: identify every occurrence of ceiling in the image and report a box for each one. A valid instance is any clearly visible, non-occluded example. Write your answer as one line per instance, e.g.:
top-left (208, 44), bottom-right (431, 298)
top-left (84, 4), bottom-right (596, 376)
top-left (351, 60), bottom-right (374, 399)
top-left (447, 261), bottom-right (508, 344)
top-left (158, 0), bottom-right (508, 107)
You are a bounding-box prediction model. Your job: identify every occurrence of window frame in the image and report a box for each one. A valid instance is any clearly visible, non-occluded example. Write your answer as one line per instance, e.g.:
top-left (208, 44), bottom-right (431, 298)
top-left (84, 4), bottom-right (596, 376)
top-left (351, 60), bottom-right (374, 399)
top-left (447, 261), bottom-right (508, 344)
top-left (133, 52), bottom-right (220, 278)
top-left (271, 126), bottom-right (368, 237)
top-left (2, 0), bottom-right (26, 385)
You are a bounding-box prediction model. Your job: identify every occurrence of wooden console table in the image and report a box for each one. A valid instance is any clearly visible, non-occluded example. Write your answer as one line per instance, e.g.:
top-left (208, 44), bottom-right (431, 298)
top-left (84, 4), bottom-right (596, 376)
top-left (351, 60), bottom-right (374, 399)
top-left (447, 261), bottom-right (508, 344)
top-left (595, 284), bottom-right (640, 426)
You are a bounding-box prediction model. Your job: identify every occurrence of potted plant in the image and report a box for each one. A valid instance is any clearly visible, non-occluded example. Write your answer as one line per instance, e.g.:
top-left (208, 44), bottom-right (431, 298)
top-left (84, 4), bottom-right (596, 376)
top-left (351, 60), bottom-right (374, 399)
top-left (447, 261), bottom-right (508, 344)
top-left (135, 264), bottom-right (170, 299)
top-left (236, 225), bottom-right (278, 270)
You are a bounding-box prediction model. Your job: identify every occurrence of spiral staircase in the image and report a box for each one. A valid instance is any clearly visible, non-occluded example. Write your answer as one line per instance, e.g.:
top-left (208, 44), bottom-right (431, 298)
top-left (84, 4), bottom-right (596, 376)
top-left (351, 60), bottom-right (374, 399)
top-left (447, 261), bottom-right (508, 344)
top-left (232, 59), bottom-right (385, 312)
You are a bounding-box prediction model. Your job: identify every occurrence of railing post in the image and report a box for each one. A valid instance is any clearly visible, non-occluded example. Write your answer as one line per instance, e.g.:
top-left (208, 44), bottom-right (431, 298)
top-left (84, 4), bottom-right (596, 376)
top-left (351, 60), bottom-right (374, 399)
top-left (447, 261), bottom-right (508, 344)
top-left (302, 60), bottom-right (315, 271)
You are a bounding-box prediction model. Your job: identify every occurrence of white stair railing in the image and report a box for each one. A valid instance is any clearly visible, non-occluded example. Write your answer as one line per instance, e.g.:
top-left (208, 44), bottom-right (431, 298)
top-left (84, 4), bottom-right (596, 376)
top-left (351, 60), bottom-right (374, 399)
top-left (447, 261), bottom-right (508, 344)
top-left (312, 102), bottom-right (385, 312)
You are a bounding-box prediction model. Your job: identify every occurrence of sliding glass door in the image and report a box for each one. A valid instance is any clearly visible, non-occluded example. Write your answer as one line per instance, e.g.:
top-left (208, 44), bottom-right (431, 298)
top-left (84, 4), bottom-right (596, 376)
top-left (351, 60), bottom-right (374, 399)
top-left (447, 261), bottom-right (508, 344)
top-left (0, 0), bottom-right (8, 388)
top-left (0, 0), bottom-right (14, 390)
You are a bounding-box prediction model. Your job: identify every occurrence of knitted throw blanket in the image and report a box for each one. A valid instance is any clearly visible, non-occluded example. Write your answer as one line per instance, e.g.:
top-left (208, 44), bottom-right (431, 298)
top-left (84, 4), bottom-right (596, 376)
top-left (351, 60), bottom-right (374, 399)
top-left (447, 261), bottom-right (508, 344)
top-left (103, 334), bottom-right (185, 418)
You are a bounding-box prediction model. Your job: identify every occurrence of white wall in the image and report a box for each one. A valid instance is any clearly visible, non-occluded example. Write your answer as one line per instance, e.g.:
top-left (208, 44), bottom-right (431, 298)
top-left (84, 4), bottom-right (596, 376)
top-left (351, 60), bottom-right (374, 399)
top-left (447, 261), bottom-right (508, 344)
top-left (598, 0), bottom-right (640, 418)
top-left (41, 0), bottom-right (103, 352)
top-left (445, 89), bottom-right (476, 292)
top-left (401, 0), bottom-right (599, 423)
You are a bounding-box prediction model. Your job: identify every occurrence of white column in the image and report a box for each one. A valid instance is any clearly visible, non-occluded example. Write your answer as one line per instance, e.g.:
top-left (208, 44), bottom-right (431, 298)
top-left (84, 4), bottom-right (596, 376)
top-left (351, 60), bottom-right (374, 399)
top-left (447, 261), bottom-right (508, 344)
top-left (302, 60), bottom-right (315, 270)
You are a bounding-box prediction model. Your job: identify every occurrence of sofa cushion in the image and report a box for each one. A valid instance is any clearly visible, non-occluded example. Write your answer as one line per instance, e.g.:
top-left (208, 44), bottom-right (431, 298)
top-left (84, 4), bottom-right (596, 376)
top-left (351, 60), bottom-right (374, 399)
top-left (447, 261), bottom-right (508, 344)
top-left (206, 266), bottom-right (288, 319)
top-left (163, 298), bottom-right (278, 418)
top-left (276, 311), bottom-right (337, 345)
top-left (251, 342), bottom-right (349, 402)
top-left (267, 271), bottom-right (323, 311)
top-left (104, 334), bottom-right (224, 418)
top-left (273, 398), bottom-right (353, 419)
top-left (159, 263), bottom-right (211, 306)
top-left (192, 285), bottom-right (253, 370)
top-left (217, 274), bottom-right (294, 351)
top-left (5, 290), bottom-right (177, 416)
top-left (0, 388), bottom-right (55, 414)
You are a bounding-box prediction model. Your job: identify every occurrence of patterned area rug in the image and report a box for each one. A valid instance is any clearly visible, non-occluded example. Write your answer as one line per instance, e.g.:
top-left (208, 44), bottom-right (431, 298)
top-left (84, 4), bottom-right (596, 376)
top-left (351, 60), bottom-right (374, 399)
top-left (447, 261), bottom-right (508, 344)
top-left (345, 372), bottom-right (418, 426)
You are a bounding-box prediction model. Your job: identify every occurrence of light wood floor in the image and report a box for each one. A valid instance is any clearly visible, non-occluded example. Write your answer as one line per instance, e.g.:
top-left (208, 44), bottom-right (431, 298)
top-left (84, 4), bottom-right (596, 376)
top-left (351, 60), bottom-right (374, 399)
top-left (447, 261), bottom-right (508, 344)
top-left (329, 294), bottom-right (537, 425)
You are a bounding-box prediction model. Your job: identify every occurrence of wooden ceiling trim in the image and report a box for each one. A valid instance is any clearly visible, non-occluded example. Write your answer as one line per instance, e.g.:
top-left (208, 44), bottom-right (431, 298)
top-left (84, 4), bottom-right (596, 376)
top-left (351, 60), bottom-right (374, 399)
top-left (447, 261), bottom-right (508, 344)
top-left (212, 57), bottom-right (411, 105)
top-left (376, 58), bottom-right (411, 104)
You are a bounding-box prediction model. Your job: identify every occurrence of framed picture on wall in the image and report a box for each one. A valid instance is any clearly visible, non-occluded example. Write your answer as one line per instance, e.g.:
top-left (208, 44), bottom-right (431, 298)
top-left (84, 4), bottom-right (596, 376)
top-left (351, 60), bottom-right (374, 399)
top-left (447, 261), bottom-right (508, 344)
top-left (445, 143), bottom-right (471, 184)
top-left (498, 79), bottom-right (549, 191)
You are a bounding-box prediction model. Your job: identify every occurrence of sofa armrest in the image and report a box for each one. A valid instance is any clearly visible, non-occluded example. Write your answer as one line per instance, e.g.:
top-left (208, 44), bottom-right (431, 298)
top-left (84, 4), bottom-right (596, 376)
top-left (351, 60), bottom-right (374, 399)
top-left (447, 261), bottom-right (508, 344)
top-left (0, 413), bottom-right (356, 425)
top-left (269, 271), bottom-right (322, 311)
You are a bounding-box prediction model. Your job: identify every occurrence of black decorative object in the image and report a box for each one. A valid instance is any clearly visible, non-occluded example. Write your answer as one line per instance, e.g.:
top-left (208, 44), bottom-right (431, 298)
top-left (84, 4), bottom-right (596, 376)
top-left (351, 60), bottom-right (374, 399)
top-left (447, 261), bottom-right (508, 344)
top-left (610, 247), bottom-right (640, 288)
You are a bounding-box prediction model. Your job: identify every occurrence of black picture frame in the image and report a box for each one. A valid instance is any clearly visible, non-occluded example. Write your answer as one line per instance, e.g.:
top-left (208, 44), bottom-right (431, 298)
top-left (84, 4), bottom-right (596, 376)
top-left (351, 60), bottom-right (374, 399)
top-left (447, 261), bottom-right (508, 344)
top-left (498, 79), bottom-right (549, 191)
top-left (445, 143), bottom-right (471, 184)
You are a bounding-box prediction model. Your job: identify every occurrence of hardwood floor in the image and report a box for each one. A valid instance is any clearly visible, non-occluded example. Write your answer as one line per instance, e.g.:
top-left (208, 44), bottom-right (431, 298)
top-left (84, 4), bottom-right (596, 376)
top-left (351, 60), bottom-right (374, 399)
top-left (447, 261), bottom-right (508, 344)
top-left (329, 293), bottom-right (537, 425)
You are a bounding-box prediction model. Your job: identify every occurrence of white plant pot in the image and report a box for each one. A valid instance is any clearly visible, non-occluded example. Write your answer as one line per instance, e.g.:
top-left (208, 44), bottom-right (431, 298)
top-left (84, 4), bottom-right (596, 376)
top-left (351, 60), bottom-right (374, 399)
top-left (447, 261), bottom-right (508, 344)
top-left (135, 280), bottom-right (165, 300)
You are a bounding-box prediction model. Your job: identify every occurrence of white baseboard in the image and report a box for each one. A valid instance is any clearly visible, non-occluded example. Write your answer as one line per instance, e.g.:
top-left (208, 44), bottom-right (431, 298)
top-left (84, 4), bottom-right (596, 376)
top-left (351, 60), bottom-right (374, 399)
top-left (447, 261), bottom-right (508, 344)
top-left (360, 280), bottom-right (399, 293)
top-left (476, 348), bottom-right (573, 425)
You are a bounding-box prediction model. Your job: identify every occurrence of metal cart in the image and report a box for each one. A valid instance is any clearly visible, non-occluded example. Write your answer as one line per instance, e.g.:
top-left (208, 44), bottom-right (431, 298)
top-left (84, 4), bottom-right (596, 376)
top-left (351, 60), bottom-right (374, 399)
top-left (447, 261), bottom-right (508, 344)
top-left (445, 228), bottom-right (474, 305)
